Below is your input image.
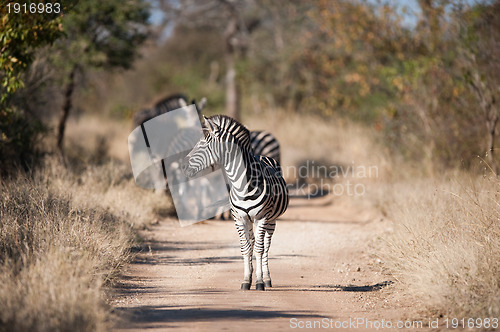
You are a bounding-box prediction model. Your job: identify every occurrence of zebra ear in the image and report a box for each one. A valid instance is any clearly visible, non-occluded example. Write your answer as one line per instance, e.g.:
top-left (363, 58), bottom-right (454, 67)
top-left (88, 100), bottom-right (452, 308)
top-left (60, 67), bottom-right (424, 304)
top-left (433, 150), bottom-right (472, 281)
top-left (202, 115), bottom-right (212, 133)
top-left (198, 97), bottom-right (207, 112)
top-left (202, 115), bottom-right (210, 129)
top-left (202, 115), bottom-right (220, 136)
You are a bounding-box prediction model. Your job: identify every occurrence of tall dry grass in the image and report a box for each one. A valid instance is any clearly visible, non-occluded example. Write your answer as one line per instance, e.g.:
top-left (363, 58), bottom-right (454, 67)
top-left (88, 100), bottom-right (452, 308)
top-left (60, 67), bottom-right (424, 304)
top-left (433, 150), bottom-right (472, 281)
top-left (0, 117), bottom-right (173, 332)
top-left (244, 109), bottom-right (390, 174)
top-left (55, 115), bottom-right (174, 223)
top-left (378, 171), bottom-right (500, 318)
top-left (244, 109), bottom-right (390, 208)
top-left (0, 166), bottom-right (130, 331)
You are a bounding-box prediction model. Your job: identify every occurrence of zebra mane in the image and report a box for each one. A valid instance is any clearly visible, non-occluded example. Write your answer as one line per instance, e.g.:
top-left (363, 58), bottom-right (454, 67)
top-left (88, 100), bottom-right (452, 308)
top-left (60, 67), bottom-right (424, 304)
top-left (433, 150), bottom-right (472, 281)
top-left (204, 115), bottom-right (251, 151)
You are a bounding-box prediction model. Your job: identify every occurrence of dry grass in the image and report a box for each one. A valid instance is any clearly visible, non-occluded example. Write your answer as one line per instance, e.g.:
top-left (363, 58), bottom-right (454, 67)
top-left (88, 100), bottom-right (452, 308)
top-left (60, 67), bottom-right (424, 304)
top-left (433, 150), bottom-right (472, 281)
top-left (243, 109), bottom-right (389, 209)
top-left (0, 118), bottom-right (173, 332)
top-left (57, 115), bottom-right (174, 224)
top-left (64, 115), bottom-right (131, 164)
top-left (248, 110), bottom-right (500, 318)
top-left (244, 109), bottom-right (390, 175)
top-left (250, 109), bottom-right (500, 318)
top-left (378, 172), bottom-right (500, 317)
top-left (0, 166), bottom-right (129, 331)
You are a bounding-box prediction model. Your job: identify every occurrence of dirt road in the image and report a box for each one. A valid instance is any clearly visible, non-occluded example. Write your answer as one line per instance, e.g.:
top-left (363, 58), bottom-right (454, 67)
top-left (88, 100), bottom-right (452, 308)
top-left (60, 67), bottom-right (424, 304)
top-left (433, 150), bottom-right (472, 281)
top-left (112, 195), bottom-right (418, 331)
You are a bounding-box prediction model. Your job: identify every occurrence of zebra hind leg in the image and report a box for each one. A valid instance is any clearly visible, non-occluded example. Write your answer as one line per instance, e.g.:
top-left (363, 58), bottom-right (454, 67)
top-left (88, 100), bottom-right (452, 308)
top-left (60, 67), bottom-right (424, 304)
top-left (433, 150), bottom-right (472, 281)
top-left (262, 220), bottom-right (276, 288)
top-left (254, 219), bottom-right (270, 291)
top-left (235, 216), bottom-right (254, 290)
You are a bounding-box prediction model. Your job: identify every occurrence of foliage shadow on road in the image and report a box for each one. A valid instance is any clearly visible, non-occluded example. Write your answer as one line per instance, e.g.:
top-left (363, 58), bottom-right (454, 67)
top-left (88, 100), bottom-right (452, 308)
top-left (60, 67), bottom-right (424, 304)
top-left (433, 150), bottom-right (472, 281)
top-left (133, 254), bottom-right (242, 266)
top-left (313, 281), bottom-right (394, 292)
top-left (114, 305), bottom-right (324, 327)
top-left (271, 281), bottom-right (394, 293)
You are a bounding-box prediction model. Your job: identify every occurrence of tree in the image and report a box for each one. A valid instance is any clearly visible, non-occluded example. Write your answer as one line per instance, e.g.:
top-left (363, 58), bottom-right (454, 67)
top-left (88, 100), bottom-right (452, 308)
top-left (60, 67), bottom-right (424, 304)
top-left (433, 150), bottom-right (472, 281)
top-left (279, 0), bottom-right (410, 119)
top-left (54, 0), bottom-right (149, 156)
top-left (156, 0), bottom-right (261, 120)
top-left (460, 1), bottom-right (500, 173)
top-left (0, 1), bottom-right (76, 171)
top-left (0, 1), bottom-right (72, 102)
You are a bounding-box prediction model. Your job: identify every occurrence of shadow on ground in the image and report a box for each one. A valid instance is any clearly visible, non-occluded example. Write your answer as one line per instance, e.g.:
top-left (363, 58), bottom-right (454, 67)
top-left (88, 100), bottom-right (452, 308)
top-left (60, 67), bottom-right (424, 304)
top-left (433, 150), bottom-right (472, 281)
top-left (114, 306), bottom-right (324, 329)
top-left (268, 281), bottom-right (394, 293)
top-left (312, 281), bottom-right (394, 292)
top-left (130, 239), bottom-right (311, 266)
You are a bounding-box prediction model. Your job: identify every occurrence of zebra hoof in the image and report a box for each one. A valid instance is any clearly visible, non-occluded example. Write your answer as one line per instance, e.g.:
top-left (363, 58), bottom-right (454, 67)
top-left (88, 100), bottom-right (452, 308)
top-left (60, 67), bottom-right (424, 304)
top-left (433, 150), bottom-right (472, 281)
top-left (264, 280), bottom-right (272, 288)
top-left (256, 282), bottom-right (265, 291)
top-left (241, 282), bottom-right (251, 290)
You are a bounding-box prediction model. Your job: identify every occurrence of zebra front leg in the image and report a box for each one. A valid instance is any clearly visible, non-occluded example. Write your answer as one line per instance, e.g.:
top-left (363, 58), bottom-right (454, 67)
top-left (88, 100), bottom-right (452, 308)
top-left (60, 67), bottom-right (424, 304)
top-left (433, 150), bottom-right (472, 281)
top-left (254, 220), bottom-right (268, 291)
top-left (262, 220), bottom-right (276, 288)
top-left (235, 216), bottom-right (254, 290)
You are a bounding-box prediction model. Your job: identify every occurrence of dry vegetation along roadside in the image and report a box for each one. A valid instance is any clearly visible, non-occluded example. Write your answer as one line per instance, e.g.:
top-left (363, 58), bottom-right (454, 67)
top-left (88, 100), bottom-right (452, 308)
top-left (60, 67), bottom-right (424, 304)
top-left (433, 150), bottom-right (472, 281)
top-left (1, 112), bottom-right (499, 331)
top-left (0, 154), bottom-right (172, 332)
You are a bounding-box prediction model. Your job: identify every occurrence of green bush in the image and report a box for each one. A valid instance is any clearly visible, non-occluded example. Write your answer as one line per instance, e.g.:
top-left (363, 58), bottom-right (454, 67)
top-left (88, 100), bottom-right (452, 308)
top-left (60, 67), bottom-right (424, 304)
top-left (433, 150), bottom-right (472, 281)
top-left (0, 107), bottom-right (46, 175)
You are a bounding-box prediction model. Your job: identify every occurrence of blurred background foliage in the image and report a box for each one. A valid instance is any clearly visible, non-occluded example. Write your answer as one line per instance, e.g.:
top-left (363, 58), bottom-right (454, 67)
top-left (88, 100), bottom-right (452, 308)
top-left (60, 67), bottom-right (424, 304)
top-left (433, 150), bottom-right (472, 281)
top-left (1, 0), bottom-right (499, 174)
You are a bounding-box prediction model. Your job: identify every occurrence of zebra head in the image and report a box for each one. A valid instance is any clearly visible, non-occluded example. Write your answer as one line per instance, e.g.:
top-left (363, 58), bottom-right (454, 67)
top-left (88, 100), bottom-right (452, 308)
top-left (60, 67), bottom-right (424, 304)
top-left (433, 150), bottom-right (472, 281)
top-left (181, 115), bottom-right (250, 178)
top-left (181, 116), bottom-right (220, 178)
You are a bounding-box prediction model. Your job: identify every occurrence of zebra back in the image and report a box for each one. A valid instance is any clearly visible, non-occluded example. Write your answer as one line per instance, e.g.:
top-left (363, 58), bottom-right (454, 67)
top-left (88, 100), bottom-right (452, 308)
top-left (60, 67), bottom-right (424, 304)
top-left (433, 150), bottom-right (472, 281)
top-left (133, 108), bottom-right (156, 128)
top-left (250, 131), bottom-right (281, 164)
top-left (153, 93), bottom-right (188, 117)
top-left (133, 93), bottom-right (189, 127)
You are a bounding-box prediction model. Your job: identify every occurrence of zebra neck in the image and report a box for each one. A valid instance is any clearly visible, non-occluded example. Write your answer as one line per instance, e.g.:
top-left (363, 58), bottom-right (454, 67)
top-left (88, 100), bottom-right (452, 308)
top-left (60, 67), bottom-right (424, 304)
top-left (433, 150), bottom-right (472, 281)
top-left (222, 148), bottom-right (263, 193)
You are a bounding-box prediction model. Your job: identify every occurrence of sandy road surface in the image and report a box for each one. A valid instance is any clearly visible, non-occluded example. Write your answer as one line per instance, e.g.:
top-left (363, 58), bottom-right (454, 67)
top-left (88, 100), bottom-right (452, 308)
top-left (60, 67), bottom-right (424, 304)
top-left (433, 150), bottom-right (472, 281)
top-left (112, 196), bottom-right (419, 331)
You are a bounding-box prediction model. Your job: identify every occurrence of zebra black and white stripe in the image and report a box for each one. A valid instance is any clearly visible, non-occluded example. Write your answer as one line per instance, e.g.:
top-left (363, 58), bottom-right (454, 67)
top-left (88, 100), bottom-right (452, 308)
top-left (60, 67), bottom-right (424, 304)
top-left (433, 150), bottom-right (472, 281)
top-left (250, 130), bottom-right (281, 164)
top-left (182, 115), bottom-right (289, 291)
top-left (133, 93), bottom-right (189, 127)
top-left (153, 93), bottom-right (189, 115)
top-left (216, 130), bottom-right (281, 220)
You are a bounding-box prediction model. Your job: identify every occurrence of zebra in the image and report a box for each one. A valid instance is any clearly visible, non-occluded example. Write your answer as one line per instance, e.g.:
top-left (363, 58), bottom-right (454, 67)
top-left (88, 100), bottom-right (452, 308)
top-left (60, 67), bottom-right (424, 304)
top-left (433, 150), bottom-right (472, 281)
top-left (153, 93), bottom-right (190, 115)
top-left (133, 93), bottom-right (206, 128)
top-left (181, 115), bottom-right (289, 291)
